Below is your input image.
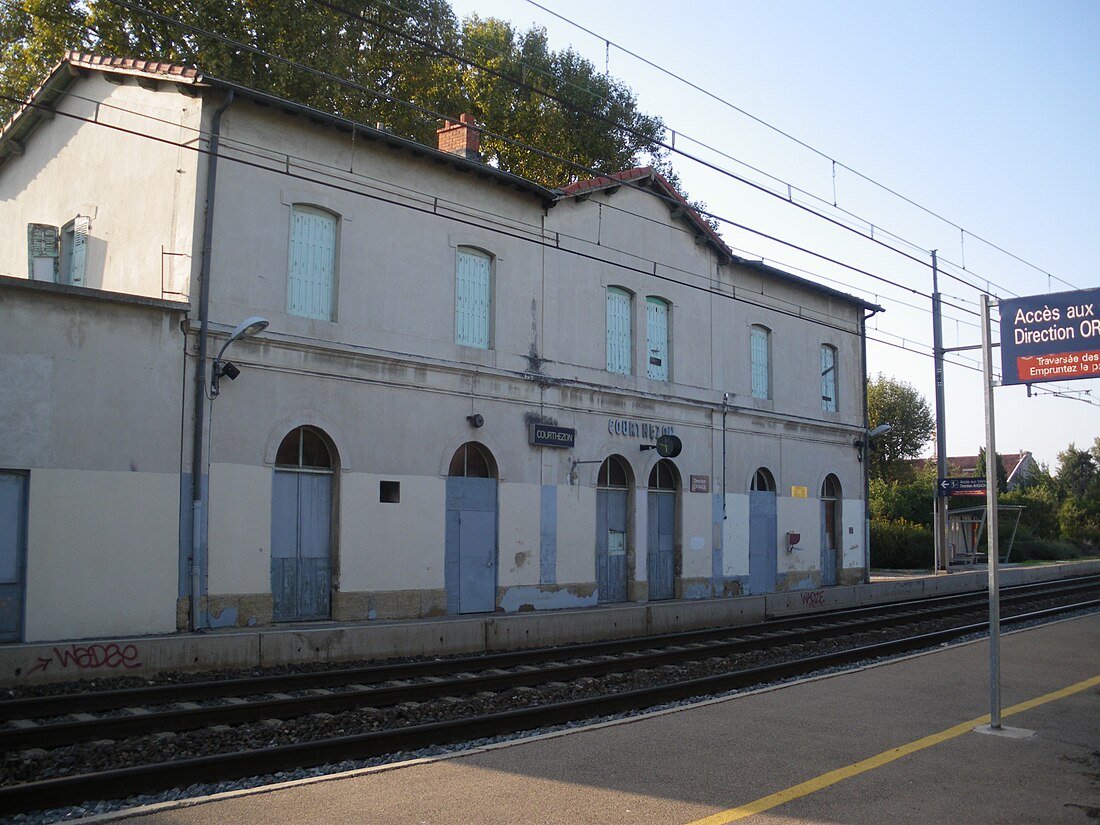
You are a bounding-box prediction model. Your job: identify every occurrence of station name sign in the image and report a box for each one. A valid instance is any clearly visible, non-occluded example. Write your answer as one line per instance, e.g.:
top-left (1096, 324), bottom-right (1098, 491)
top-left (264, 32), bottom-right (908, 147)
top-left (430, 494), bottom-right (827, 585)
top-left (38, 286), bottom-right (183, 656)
top-left (607, 418), bottom-right (674, 440)
top-left (529, 424), bottom-right (576, 448)
top-left (1000, 287), bottom-right (1100, 385)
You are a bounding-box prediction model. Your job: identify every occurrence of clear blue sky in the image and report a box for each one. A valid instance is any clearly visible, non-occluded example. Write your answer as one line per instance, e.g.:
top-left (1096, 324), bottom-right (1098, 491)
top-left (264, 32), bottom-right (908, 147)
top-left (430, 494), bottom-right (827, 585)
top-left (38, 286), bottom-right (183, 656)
top-left (448, 0), bottom-right (1100, 471)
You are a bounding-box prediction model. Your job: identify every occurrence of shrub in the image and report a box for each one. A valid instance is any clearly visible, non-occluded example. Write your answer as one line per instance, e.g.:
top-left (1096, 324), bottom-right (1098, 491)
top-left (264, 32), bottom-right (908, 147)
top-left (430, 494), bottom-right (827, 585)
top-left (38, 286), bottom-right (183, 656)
top-left (871, 518), bottom-right (934, 569)
top-left (1012, 539), bottom-right (1082, 562)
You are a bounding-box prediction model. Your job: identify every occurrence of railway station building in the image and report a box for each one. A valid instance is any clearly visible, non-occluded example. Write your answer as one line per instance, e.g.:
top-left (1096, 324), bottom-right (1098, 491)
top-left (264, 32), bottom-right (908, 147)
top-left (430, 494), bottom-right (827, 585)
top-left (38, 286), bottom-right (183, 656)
top-left (0, 53), bottom-right (882, 644)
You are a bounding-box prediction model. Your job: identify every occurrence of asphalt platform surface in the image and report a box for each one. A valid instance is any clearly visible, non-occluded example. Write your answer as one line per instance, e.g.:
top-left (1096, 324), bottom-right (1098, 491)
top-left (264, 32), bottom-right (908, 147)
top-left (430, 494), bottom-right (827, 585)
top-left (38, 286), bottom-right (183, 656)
top-left (101, 612), bottom-right (1100, 825)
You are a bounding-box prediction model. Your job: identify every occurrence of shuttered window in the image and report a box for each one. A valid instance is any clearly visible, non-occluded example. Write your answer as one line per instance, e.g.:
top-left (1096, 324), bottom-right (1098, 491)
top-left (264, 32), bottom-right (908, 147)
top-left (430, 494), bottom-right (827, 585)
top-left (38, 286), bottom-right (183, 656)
top-left (455, 248), bottom-right (491, 348)
top-left (646, 297), bottom-right (669, 381)
top-left (28, 217), bottom-right (88, 285)
top-left (61, 216), bottom-right (88, 287)
top-left (821, 345), bottom-right (837, 411)
top-left (751, 325), bottom-right (770, 399)
top-left (288, 205), bottom-right (337, 321)
top-left (606, 287), bottom-right (632, 374)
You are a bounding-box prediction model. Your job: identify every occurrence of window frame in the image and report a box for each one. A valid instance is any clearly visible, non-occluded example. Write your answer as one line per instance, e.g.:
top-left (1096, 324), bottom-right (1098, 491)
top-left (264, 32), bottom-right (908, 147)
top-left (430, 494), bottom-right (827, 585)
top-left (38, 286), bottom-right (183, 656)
top-left (821, 344), bottom-right (838, 412)
top-left (454, 246), bottom-right (493, 349)
top-left (287, 203), bottom-right (338, 321)
top-left (750, 324), bottom-right (771, 400)
top-left (606, 286), bottom-right (633, 375)
top-left (645, 296), bottom-right (670, 381)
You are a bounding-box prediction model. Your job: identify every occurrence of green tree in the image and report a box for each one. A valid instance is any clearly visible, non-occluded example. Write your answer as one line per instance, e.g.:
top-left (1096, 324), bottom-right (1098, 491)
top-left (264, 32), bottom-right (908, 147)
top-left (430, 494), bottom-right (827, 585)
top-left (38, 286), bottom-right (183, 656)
top-left (1055, 444), bottom-right (1097, 499)
top-left (974, 447), bottom-right (1007, 494)
top-left (1, 0), bottom-right (681, 200)
top-left (865, 374), bottom-right (935, 483)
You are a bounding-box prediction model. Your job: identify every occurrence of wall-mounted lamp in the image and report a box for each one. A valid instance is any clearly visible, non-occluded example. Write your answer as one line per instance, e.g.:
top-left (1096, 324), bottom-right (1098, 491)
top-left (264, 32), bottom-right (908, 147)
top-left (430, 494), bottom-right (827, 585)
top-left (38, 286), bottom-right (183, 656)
top-left (211, 315), bottom-right (269, 398)
top-left (467, 413), bottom-right (484, 428)
top-left (854, 423), bottom-right (892, 461)
top-left (786, 531), bottom-right (801, 552)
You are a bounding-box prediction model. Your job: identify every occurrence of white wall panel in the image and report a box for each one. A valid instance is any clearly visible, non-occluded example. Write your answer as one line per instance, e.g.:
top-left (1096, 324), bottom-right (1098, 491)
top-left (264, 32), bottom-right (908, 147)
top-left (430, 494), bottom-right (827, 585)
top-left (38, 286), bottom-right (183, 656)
top-left (23, 470), bottom-right (178, 641)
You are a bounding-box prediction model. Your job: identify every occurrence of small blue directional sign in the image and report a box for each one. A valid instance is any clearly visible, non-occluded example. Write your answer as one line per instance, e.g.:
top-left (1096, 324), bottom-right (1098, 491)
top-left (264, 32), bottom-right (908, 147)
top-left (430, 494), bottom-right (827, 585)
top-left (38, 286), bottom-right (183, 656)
top-left (937, 476), bottom-right (987, 497)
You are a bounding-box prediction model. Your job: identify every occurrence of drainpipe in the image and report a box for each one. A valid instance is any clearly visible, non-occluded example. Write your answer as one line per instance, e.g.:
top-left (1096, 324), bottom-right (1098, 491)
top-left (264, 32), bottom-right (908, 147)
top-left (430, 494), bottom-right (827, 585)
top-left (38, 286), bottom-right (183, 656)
top-left (860, 306), bottom-right (883, 583)
top-left (189, 90), bottom-right (235, 631)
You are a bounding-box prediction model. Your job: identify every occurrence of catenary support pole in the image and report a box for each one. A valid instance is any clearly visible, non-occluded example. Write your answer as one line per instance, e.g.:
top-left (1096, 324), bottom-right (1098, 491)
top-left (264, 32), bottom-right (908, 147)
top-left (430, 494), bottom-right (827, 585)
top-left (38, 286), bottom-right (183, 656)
top-left (932, 251), bottom-right (949, 571)
top-left (980, 293), bottom-right (1002, 729)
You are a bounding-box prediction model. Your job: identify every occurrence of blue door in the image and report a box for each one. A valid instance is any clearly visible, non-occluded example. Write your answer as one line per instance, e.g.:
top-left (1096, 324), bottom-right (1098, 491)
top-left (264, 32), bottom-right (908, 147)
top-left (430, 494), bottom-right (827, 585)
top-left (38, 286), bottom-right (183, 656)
top-left (0, 472), bottom-right (27, 642)
top-left (596, 488), bottom-right (629, 603)
top-left (647, 491), bottom-right (675, 600)
top-left (272, 470), bottom-right (333, 621)
top-left (446, 476), bottom-right (498, 614)
top-left (748, 490), bottom-right (777, 594)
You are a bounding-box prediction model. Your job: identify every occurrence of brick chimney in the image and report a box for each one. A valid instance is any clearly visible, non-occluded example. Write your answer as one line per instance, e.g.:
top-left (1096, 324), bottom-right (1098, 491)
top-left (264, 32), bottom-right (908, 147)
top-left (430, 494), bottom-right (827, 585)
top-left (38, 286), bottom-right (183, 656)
top-left (437, 113), bottom-right (481, 161)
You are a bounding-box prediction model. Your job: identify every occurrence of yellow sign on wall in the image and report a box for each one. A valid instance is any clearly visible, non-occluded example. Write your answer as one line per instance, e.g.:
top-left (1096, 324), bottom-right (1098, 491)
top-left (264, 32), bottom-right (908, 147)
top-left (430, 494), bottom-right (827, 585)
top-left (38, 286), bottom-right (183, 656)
top-left (791, 486), bottom-right (808, 498)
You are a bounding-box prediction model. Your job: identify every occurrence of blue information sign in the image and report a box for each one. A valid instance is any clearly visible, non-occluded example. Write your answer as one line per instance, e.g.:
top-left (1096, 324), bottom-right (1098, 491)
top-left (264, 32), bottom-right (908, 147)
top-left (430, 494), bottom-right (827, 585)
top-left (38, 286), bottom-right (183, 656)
top-left (1000, 288), bottom-right (1100, 385)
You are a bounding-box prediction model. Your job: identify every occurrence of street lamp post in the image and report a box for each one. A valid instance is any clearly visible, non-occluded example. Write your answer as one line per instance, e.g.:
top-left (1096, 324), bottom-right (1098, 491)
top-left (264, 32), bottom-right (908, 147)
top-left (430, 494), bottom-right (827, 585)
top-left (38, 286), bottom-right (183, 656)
top-left (190, 316), bottom-right (269, 630)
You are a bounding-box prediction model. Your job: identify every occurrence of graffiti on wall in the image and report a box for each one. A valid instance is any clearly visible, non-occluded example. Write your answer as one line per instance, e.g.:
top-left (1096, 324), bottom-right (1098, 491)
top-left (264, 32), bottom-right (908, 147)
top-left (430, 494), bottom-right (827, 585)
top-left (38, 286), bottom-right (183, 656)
top-left (799, 590), bottom-right (827, 608)
top-left (27, 643), bottom-right (143, 675)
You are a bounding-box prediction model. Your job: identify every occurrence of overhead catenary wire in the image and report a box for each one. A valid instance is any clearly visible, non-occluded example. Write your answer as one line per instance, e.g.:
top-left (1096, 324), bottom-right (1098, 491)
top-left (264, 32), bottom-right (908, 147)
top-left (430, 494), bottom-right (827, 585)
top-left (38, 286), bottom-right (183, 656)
top-left (7, 0), bottom-right (1050, 311)
top-left (517, 0), bottom-right (1081, 296)
top-left (3, 1), bottom-right (1094, 406)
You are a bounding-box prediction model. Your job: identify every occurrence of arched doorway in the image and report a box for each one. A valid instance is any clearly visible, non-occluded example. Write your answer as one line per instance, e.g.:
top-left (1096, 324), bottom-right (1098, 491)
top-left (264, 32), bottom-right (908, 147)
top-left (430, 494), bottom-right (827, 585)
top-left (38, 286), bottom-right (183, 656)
top-left (748, 467), bottom-right (777, 594)
top-left (445, 442), bottom-right (498, 614)
top-left (821, 474), bottom-right (842, 586)
top-left (272, 426), bottom-right (335, 622)
top-left (647, 459), bottom-right (679, 600)
top-left (596, 455), bottom-right (632, 603)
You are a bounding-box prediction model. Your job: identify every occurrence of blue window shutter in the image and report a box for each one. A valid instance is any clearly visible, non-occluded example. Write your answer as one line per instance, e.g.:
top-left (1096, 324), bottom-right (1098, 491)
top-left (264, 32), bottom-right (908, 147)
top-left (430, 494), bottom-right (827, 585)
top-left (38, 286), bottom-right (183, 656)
top-left (751, 325), bottom-right (770, 399)
top-left (455, 248), bottom-right (491, 348)
top-left (646, 297), bottom-right (669, 381)
top-left (607, 288), bottom-right (632, 374)
top-left (821, 345), bottom-right (837, 411)
top-left (288, 205), bottom-right (336, 320)
top-left (67, 216), bottom-right (89, 287)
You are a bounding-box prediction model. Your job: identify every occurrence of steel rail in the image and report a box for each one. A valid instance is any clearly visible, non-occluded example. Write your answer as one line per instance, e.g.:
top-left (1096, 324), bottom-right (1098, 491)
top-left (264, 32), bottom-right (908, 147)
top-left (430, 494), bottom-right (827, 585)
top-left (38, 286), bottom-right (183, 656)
top-left (3, 577), bottom-right (1097, 751)
top-left (0, 598), bottom-right (1097, 817)
top-left (4, 574), bottom-right (1096, 726)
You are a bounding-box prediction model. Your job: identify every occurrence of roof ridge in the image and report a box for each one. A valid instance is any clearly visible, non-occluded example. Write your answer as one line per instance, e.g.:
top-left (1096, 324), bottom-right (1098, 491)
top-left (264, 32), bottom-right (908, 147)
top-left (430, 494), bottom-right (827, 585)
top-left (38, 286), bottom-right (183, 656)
top-left (65, 50), bottom-right (202, 83)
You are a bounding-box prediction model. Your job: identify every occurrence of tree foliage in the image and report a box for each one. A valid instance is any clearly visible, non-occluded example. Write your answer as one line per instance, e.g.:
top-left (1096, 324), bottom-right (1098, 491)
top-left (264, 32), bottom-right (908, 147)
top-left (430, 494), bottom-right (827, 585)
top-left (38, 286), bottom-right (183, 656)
top-left (974, 447), bottom-right (1007, 494)
top-left (0, 0), bottom-right (679, 195)
top-left (865, 374), bottom-right (935, 483)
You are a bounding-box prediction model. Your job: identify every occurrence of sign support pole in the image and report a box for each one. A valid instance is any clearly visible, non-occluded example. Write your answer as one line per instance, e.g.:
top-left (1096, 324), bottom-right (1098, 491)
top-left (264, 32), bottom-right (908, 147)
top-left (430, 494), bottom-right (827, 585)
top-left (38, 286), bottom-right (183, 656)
top-left (931, 251), bottom-right (949, 572)
top-left (980, 293), bottom-right (1002, 730)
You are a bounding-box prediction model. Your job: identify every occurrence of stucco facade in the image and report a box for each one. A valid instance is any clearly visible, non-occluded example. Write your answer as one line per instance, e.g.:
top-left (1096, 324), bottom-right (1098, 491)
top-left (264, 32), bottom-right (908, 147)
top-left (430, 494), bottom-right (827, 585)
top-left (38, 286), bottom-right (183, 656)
top-left (0, 53), bottom-right (879, 643)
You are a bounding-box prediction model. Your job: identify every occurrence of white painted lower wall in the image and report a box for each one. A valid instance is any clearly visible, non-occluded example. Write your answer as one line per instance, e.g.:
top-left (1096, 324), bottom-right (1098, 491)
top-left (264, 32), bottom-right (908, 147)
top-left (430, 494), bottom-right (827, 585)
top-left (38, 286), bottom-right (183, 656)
top-left (24, 469), bottom-right (179, 641)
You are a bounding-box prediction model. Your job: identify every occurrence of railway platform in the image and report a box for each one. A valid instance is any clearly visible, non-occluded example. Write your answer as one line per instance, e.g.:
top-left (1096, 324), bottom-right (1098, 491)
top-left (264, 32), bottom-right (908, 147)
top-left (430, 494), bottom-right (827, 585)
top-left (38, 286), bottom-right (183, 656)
top-left (104, 611), bottom-right (1100, 824)
top-left (5, 559), bottom-right (1100, 687)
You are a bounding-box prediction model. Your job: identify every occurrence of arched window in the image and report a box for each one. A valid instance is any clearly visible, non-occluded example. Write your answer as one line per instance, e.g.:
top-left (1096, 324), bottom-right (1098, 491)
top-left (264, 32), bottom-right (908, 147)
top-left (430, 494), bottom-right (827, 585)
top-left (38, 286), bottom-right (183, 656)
top-left (276, 426), bottom-right (334, 469)
top-left (751, 467), bottom-right (776, 492)
top-left (448, 442), bottom-right (497, 478)
top-left (648, 459), bottom-right (678, 490)
top-left (822, 474), bottom-right (841, 551)
top-left (598, 455), bottom-right (632, 488)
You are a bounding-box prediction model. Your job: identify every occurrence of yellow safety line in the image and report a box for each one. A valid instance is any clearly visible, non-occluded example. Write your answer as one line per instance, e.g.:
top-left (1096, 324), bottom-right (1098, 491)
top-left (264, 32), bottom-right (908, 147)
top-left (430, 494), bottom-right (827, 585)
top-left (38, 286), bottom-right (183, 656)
top-left (684, 674), bottom-right (1100, 825)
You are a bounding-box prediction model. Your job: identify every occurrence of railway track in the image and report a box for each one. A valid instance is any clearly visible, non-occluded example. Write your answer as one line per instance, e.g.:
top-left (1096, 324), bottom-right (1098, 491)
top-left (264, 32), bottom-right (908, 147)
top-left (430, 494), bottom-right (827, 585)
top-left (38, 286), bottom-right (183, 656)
top-left (2, 575), bottom-right (1099, 818)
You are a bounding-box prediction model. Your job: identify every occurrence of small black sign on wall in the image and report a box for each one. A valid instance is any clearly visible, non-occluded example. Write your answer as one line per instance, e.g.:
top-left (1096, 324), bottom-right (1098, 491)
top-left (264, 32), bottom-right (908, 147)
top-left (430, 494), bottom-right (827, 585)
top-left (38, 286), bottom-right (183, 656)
top-left (529, 424), bottom-right (576, 448)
